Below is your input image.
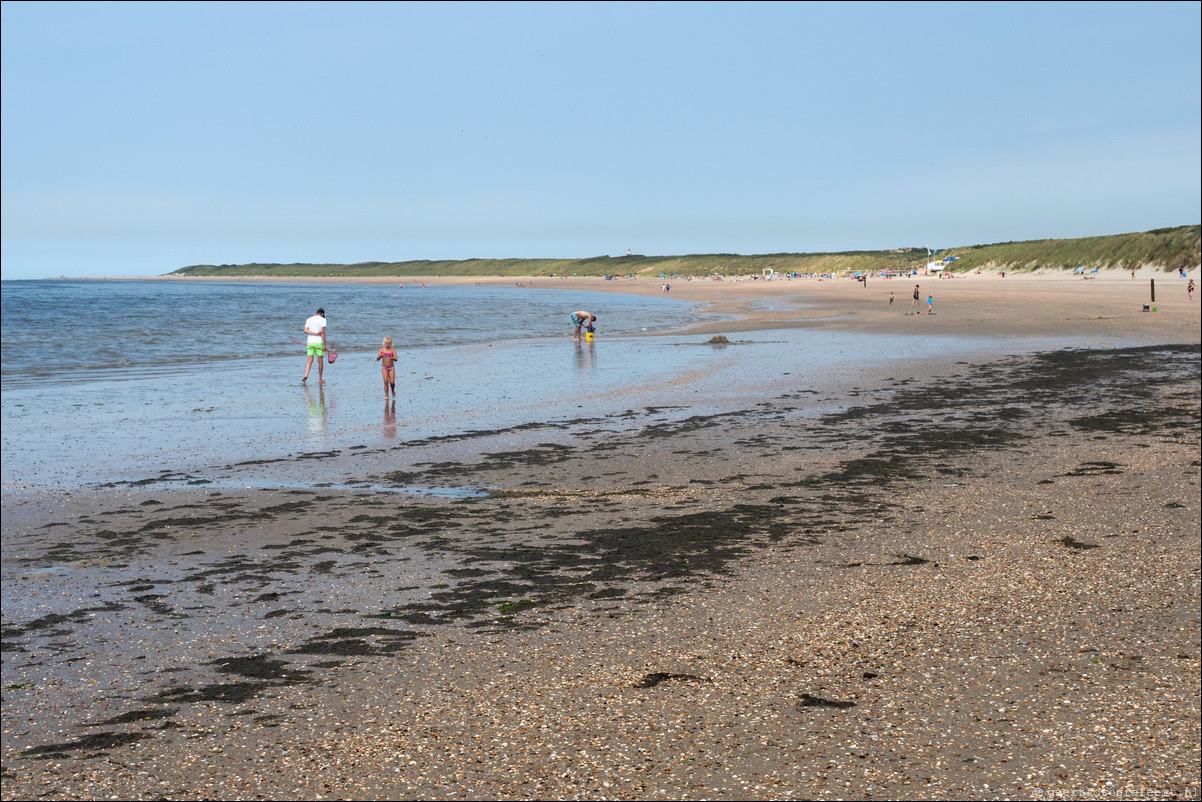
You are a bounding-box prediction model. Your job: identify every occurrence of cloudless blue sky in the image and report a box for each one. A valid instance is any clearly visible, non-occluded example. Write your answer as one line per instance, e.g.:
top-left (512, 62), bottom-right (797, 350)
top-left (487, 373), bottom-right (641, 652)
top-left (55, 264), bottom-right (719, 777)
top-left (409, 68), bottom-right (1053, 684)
top-left (2, 0), bottom-right (1199, 279)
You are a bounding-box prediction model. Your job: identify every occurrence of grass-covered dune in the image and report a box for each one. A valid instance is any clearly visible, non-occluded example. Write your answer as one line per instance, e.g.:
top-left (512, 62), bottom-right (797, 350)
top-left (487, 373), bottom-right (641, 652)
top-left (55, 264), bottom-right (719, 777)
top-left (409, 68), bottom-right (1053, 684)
top-left (171, 224), bottom-right (1200, 278)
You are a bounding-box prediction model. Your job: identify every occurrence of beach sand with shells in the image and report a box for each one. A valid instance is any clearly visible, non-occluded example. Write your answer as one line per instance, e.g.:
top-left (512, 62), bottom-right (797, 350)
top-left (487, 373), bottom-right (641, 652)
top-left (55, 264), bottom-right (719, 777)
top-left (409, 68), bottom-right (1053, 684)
top-left (2, 270), bottom-right (1199, 800)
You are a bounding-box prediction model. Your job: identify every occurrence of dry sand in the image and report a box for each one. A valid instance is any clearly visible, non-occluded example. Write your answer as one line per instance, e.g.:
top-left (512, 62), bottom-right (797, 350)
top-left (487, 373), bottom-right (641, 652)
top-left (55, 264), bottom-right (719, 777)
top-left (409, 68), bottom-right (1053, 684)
top-left (2, 270), bottom-right (1199, 800)
top-left (154, 266), bottom-right (1195, 340)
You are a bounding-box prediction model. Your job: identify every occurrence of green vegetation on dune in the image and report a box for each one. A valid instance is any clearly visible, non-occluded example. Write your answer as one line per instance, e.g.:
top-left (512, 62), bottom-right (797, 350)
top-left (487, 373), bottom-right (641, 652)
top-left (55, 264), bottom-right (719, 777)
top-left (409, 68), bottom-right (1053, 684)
top-left (941, 225), bottom-right (1200, 273)
top-left (170, 225), bottom-right (1200, 278)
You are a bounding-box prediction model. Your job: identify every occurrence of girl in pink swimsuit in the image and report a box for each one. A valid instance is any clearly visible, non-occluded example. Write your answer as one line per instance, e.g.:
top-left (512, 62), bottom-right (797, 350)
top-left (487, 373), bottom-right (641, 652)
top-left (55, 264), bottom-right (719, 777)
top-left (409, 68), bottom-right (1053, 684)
top-left (376, 336), bottom-right (398, 399)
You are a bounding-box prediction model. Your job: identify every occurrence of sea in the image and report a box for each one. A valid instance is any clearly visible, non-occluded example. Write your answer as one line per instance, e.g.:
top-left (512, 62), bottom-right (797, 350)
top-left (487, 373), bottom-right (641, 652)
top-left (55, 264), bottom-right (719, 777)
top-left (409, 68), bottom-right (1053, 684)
top-left (1, 278), bottom-right (1047, 492)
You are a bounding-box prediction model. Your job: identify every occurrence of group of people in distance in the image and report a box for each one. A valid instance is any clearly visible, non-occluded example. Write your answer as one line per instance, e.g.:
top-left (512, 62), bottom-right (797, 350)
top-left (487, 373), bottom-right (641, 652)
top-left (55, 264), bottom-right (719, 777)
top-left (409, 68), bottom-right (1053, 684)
top-left (300, 307), bottom-right (600, 399)
top-left (301, 274), bottom-right (1197, 397)
top-left (888, 285), bottom-right (935, 314)
top-left (911, 284), bottom-right (934, 314)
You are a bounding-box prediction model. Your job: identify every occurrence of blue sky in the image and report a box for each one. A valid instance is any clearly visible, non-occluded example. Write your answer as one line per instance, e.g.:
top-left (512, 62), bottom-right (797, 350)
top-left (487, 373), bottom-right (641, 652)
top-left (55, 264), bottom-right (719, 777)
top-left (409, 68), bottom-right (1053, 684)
top-left (2, 1), bottom-right (1199, 279)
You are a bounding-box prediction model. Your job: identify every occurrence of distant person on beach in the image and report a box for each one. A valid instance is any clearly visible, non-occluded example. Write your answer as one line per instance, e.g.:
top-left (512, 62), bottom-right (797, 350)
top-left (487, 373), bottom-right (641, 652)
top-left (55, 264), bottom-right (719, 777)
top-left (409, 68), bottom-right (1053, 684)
top-left (571, 311), bottom-right (596, 341)
top-left (1189, 279), bottom-right (1195, 301)
top-left (889, 292), bottom-right (894, 307)
top-left (302, 308), bottom-right (327, 384)
top-left (376, 336), bottom-right (398, 399)
top-left (926, 295), bottom-right (934, 315)
top-left (911, 285), bottom-right (920, 311)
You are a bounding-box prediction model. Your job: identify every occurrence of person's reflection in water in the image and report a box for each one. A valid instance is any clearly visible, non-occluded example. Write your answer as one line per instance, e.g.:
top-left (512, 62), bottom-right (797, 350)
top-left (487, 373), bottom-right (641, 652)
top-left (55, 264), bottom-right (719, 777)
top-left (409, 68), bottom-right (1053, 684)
top-left (383, 399), bottom-right (397, 439)
top-left (574, 339), bottom-right (595, 372)
top-left (304, 384), bottom-right (328, 440)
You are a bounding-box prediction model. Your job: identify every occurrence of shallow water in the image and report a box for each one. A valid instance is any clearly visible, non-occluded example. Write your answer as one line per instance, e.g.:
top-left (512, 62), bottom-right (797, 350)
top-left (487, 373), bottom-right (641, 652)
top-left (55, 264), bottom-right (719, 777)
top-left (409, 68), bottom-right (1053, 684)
top-left (3, 329), bottom-right (1036, 490)
top-left (2, 278), bottom-right (1111, 491)
top-left (0, 279), bottom-right (711, 386)
top-left (0, 280), bottom-right (704, 487)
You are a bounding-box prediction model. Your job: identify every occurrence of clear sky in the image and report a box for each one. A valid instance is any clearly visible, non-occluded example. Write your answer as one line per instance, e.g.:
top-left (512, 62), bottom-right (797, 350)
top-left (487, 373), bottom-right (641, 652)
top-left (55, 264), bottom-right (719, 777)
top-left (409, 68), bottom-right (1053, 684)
top-left (2, 1), bottom-right (1199, 280)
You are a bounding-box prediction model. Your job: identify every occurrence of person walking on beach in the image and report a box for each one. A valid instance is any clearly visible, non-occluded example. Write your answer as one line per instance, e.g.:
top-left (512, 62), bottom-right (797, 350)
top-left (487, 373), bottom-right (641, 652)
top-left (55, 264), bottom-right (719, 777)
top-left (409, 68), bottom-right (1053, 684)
top-left (1189, 279), bottom-right (1195, 301)
top-left (926, 295), bottom-right (934, 315)
top-left (302, 308), bottom-right (327, 384)
top-left (911, 284), bottom-right (920, 312)
top-left (377, 336), bottom-right (398, 399)
top-left (571, 311), bottom-right (596, 341)
top-left (889, 292), bottom-right (894, 308)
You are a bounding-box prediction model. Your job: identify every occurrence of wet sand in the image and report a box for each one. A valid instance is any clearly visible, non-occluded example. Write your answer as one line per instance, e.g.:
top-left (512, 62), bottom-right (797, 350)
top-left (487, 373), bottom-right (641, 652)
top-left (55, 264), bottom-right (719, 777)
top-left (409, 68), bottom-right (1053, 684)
top-left (2, 271), bottom-right (1199, 800)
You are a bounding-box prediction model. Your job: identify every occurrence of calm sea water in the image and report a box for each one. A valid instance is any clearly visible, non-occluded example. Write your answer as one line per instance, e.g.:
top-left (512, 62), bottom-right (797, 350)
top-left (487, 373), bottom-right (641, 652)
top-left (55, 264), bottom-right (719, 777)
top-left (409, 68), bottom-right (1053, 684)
top-left (0, 279), bottom-right (742, 489)
top-left (0, 279), bottom-right (707, 387)
top-left (0, 279), bottom-right (1055, 492)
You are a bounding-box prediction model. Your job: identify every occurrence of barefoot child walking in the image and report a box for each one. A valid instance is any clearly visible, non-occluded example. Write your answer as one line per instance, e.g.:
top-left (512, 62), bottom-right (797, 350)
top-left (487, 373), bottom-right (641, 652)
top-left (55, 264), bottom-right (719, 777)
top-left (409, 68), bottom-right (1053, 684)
top-left (376, 337), bottom-right (398, 399)
top-left (302, 307), bottom-right (327, 384)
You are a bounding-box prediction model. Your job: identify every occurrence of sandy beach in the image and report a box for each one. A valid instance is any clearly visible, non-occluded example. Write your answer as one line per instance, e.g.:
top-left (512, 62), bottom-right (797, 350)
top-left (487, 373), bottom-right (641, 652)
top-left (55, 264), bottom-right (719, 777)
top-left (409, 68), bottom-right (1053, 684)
top-left (2, 271), bottom-right (1199, 800)
top-left (153, 265), bottom-right (1196, 341)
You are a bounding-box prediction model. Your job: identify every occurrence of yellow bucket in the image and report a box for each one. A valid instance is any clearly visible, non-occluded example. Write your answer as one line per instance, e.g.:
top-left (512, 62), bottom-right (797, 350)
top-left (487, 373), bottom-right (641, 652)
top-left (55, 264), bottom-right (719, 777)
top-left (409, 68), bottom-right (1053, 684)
top-left (585, 331), bottom-right (594, 341)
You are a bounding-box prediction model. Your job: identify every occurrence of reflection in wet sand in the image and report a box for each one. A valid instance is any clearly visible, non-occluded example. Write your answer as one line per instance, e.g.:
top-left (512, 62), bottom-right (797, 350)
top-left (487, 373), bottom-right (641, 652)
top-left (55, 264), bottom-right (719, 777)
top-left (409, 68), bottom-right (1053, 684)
top-left (304, 384), bottom-right (327, 439)
top-left (573, 340), bottom-right (595, 372)
top-left (383, 400), bottom-right (396, 439)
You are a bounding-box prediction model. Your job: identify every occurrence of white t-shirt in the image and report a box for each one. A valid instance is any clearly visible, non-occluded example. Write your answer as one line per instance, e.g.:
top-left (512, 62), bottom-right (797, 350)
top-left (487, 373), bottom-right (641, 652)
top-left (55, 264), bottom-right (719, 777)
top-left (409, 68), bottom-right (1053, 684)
top-left (305, 314), bottom-right (326, 345)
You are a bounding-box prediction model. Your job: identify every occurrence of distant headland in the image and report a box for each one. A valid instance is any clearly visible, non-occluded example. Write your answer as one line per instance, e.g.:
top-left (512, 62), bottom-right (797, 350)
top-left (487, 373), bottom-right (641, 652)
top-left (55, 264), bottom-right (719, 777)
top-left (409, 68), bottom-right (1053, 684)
top-left (170, 224), bottom-right (1199, 278)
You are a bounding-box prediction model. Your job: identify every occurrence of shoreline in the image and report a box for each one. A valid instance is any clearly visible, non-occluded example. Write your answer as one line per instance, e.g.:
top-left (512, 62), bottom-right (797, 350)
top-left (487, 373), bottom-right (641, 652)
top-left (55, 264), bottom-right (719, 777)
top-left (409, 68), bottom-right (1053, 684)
top-left (2, 276), bottom-right (1199, 800)
top-left (39, 268), bottom-right (1202, 342)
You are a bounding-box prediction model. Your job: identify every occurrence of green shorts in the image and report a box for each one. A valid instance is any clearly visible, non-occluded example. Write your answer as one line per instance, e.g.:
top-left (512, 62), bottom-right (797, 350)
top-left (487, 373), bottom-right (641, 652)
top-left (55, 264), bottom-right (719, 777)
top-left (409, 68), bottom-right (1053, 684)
top-left (307, 343), bottom-right (325, 356)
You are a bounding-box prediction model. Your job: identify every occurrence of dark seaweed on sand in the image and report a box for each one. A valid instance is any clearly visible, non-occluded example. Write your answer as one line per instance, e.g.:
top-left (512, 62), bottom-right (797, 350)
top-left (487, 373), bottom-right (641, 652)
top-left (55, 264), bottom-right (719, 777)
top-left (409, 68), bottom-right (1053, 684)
top-left (2, 344), bottom-right (1197, 758)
